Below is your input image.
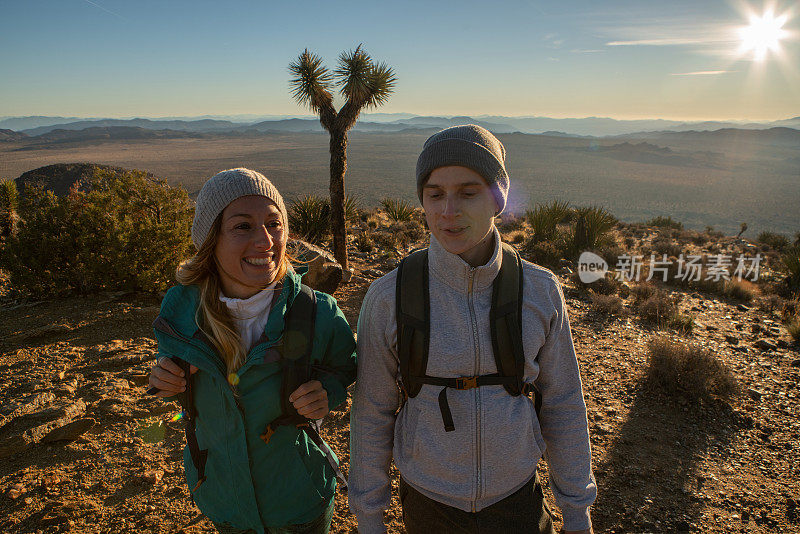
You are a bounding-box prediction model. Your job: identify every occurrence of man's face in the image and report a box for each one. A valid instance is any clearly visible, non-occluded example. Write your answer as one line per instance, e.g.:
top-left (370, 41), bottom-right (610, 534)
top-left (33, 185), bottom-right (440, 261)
top-left (422, 166), bottom-right (498, 267)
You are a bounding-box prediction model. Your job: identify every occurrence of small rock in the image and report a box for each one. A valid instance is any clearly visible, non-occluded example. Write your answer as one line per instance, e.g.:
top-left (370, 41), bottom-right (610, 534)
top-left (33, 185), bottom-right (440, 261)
top-left (791, 360), bottom-right (800, 368)
top-left (724, 335), bottom-right (739, 345)
top-left (747, 388), bottom-right (763, 401)
top-left (7, 482), bottom-right (25, 499)
top-left (736, 304), bottom-right (750, 311)
top-left (706, 325), bottom-right (719, 331)
top-left (140, 469), bottom-right (164, 484)
top-left (40, 418), bottom-right (95, 444)
top-left (777, 339), bottom-right (789, 349)
top-left (754, 339), bottom-right (778, 351)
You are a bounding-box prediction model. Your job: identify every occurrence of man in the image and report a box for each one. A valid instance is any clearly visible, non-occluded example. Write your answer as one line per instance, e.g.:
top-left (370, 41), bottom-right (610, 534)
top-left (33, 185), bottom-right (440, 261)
top-left (349, 125), bottom-right (596, 533)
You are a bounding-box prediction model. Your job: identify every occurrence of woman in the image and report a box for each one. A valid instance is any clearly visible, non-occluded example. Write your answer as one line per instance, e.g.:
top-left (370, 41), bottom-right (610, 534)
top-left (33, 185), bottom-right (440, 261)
top-left (148, 168), bottom-right (356, 534)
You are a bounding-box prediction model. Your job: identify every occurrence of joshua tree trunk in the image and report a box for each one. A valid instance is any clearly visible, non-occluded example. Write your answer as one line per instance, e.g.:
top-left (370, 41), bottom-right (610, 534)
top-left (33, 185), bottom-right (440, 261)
top-left (329, 130), bottom-right (348, 271)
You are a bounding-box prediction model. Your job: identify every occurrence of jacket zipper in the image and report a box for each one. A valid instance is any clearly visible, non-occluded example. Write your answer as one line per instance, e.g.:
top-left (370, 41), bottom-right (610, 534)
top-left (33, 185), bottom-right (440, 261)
top-left (467, 268), bottom-right (481, 512)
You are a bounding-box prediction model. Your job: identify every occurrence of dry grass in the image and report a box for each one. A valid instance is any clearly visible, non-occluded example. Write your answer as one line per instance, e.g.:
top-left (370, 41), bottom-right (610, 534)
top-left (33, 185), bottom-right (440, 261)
top-left (590, 292), bottom-right (625, 315)
top-left (646, 336), bottom-right (739, 402)
top-left (721, 279), bottom-right (758, 303)
top-left (787, 316), bottom-right (800, 343)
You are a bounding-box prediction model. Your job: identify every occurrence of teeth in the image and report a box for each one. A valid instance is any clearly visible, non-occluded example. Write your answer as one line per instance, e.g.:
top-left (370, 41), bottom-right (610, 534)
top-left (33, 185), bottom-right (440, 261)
top-left (244, 257), bottom-right (271, 266)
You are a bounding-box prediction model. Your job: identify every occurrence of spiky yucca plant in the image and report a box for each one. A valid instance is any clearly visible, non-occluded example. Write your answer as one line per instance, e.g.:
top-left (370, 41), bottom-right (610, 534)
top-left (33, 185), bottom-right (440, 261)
top-left (380, 197), bottom-right (414, 222)
top-left (780, 245), bottom-right (800, 295)
top-left (573, 205), bottom-right (617, 253)
top-left (289, 46), bottom-right (396, 271)
top-left (525, 199), bottom-right (570, 243)
top-left (289, 195), bottom-right (331, 245)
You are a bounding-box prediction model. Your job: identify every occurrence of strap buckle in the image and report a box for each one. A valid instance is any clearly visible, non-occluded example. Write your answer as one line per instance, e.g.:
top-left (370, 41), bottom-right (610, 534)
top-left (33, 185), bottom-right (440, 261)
top-left (260, 423), bottom-right (277, 445)
top-left (455, 376), bottom-right (479, 390)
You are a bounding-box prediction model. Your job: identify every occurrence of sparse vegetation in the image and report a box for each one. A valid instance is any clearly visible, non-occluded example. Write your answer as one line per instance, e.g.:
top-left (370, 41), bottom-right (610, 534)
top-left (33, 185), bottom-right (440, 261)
top-left (0, 168), bottom-right (194, 297)
top-left (779, 245), bottom-right (800, 296)
top-left (646, 336), bottom-right (738, 402)
top-left (526, 199), bottom-right (570, 243)
top-left (590, 291), bottom-right (625, 315)
top-left (787, 315), bottom-right (800, 343)
top-left (721, 279), bottom-right (757, 303)
top-left (380, 197), bottom-right (415, 222)
top-left (758, 231), bottom-right (789, 251)
top-left (646, 215), bottom-right (683, 230)
top-left (0, 179), bottom-right (18, 243)
top-left (572, 205), bottom-right (616, 253)
top-left (289, 195), bottom-right (331, 244)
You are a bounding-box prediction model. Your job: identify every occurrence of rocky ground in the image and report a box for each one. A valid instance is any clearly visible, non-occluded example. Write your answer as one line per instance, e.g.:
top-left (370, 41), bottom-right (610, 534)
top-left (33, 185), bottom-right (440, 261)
top-left (1, 226), bottom-right (799, 534)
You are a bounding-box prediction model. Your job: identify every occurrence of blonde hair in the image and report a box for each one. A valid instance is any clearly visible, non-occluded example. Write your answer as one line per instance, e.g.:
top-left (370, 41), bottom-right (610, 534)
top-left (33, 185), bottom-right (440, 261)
top-left (175, 214), bottom-right (290, 377)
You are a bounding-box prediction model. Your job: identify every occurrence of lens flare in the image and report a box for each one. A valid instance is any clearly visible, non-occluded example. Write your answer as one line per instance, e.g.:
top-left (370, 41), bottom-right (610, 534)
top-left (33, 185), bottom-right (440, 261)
top-left (739, 10), bottom-right (789, 61)
top-left (228, 372), bottom-right (240, 386)
top-left (170, 412), bottom-right (184, 422)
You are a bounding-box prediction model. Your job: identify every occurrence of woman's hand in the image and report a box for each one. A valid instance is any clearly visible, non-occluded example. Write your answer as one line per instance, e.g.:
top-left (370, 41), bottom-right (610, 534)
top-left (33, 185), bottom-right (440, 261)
top-left (289, 380), bottom-right (329, 419)
top-left (148, 357), bottom-right (198, 397)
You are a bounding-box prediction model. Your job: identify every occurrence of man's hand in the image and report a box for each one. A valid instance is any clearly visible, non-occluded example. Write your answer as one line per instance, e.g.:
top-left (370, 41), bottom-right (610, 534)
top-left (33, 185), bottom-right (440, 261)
top-left (148, 357), bottom-right (198, 397)
top-left (289, 380), bottom-right (329, 419)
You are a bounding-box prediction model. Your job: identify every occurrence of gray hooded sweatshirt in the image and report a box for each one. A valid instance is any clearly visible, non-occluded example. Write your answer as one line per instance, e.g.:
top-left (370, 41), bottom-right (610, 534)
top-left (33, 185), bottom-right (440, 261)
top-left (349, 228), bottom-right (596, 532)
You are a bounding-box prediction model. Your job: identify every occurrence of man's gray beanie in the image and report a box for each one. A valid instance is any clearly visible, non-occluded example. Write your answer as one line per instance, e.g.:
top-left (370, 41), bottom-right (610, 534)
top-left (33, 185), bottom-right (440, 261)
top-left (191, 168), bottom-right (287, 250)
top-left (415, 124), bottom-right (509, 214)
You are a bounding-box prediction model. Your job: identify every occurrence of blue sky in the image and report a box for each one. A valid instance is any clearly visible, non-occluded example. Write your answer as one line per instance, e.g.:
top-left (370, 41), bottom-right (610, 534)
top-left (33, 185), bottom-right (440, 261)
top-left (1, 0), bottom-right (798, 120)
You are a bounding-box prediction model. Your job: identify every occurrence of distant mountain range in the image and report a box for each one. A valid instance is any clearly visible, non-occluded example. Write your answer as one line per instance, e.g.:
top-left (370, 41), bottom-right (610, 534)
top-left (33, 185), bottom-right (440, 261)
top-left (2, 114), bottom-right (799, 138)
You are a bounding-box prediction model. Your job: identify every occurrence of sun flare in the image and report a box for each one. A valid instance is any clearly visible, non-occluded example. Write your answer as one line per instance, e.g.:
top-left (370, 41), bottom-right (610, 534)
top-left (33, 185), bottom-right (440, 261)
top-left (739, 10), bottom-right (789, 61)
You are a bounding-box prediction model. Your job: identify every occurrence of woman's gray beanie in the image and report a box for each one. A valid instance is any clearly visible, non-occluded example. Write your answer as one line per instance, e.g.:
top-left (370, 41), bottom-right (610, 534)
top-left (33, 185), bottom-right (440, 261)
top-left (415, 124), bottom-right (509, 214)
top-left (191, 168), bottom-right (287, 250)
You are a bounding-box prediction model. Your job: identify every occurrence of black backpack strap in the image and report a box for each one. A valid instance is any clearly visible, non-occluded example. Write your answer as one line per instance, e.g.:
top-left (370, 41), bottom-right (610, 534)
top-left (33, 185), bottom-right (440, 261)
top-left (396, 248), bottom-right (430, 399)
top-left (490, 243), bottom-right (526, 396)
top-left (261, 284), bottom-right (317, 443)
top-left (173, 357), bottom-right (207, 497)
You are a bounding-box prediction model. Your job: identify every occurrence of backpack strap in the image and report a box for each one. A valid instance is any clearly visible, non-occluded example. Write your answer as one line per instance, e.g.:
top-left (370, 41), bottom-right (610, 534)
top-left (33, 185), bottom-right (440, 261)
top-left (173, 357), bottom-right (207, 497)
top-left (396, 248), bottom-right (430, 399)
top-left (258, 285), bottom-right (348, 488)
top-left (261, 283), bottom-right (317, 440)
top-left (395, 242), bottom-right (541, 432)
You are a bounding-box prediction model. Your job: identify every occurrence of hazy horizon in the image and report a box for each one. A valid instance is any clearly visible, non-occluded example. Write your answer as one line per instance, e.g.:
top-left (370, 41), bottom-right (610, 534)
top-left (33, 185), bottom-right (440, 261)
top-left (2, 111), bottom-right (798, 124)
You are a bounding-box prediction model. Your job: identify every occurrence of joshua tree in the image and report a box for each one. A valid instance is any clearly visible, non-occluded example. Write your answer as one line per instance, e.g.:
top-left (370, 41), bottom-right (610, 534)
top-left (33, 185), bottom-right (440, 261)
top-left (288, 46), bottom-right (396, 271)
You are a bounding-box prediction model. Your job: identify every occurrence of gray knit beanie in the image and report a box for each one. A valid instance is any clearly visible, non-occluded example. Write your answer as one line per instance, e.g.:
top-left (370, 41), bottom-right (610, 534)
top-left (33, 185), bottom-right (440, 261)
top-left (191, 168), bottom-right (287, 250)
top-left (415, 124), bottom-right (509, 214)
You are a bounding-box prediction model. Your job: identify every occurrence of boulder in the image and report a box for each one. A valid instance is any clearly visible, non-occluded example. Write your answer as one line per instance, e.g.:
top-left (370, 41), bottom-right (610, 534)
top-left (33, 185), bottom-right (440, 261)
top-left (288, 239), bottom-right (343, 294)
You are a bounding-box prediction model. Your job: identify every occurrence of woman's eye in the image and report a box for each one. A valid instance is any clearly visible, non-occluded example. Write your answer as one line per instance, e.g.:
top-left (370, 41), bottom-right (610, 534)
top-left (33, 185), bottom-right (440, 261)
top-left (267, 221), bottom-right (281, 228)
top-left (235, 223), bottom-right (251, 230)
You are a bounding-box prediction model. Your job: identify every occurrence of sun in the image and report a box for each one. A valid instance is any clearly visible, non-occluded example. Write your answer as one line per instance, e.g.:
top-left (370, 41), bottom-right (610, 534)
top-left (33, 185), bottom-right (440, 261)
top-left (739, 10), bottom-right (789, 61)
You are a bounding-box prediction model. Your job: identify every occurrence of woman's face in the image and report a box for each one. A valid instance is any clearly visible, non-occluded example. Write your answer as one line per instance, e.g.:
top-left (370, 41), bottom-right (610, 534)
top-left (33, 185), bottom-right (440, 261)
top-left (214, 195), bottom-right (287, 299)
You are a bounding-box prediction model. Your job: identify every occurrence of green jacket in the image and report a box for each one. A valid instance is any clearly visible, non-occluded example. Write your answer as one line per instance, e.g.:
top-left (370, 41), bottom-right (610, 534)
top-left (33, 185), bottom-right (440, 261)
top-left (153, 270), bottom-right (357, 532)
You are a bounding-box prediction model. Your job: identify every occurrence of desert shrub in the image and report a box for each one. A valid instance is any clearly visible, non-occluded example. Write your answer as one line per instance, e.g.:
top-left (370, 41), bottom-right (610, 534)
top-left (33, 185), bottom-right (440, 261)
top-left (721, 279), bottom-right (757, 303)
top-left (289, 195), bottom-right (330, 244)
top-left (758, 231), bottom-right (789, 251)
top-left (590, 291), bottom-right (624, 315)
top-left (651, 237), bottom-right (682, 258)
top-left (646, 336), bottom-right (738, 402)
top-left (646, 215), bottom-right (683, 230)
top-left (787, 315), bottom-right (800, 343)
top-left (289, 194), bottom-right (361, 244)
top-left (597, 242), bottom-right (625, 269)
top-left (0, 179), bottom-right (19, 243)
top-left (0, 169), bottom-right (194, 297)
top-left (572, 206), bottom-right (616, 254)
top-left (758, 294), bottom-right (784, 314)
top-left (353, 233), bottom-right (375, 253)
top-left (505, 229), bottom-right (526, 245)
top-left (779, 246), bottom-right (800, 295)
top-left (496, 213), bottom-right (525, 232)
top-left (668, 312), bottom-right (695, 335)
top-left (526, 199), bottom-right (570, 243)
top-left (380, 197), bottom-right (415, 222)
